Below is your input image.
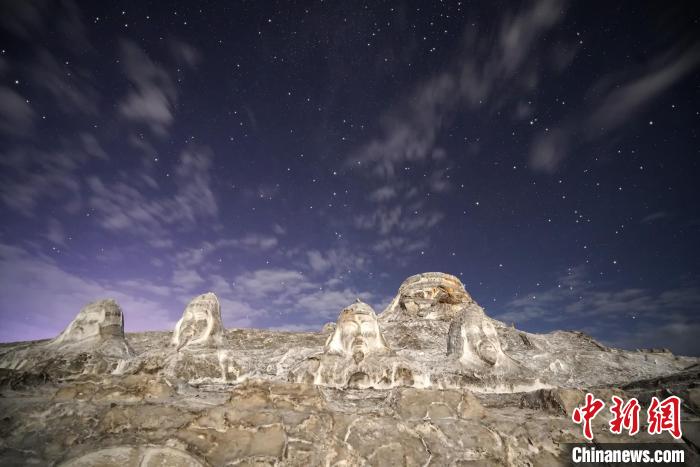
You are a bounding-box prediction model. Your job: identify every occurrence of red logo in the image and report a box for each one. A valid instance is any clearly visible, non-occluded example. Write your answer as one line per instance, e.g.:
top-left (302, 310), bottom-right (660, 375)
top-left (572, 393), bottom-right (606, 440)
top-left (572, 393), bottom-right (683, 440)
top-left (647, 395), bottom-right (682, 439)
top-left (609, 395), bottom-right (640, 435)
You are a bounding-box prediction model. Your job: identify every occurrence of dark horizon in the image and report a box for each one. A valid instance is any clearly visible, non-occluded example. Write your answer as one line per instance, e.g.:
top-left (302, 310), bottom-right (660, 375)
top-left (1, 1), bottom-right (699, 356)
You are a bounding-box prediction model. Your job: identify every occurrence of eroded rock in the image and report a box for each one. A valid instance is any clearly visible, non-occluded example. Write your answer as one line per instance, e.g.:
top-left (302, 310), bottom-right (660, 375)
top-left (59, 445), bottom-right (205, 467)
top-left (0, 300), bottom-right (133, 378)
top-left (52, 375), bottom-right (174, 403)
top-left (0, 272), bottom-right (698, 466)
top-left (447, 303), bottom-right (514, 370)
top-left (289, 301), bottom-right (425, 389)
top-left (381, 272), bottom-right (473, 321)
top-left (49, 299), bottom-right (132, 357)
top-left (172, 293), bottom-right (224, 351)
top-left (519, 387), bottom-right (585, 415)
top-left (324, 300), bottom-right (390, 362)
top-left (394, 387), bottom-right (485, 419)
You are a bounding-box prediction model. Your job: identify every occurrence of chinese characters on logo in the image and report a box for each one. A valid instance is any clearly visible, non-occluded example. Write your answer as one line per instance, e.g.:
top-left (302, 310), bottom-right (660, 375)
top-left (571, 394), bottom-right (682, 440)
top-left (609, 395), bottom-right (640, 436)
top-left (647, 395), bottom-right (682, 439)
top-left (572, 393), bottom-right (605, 440)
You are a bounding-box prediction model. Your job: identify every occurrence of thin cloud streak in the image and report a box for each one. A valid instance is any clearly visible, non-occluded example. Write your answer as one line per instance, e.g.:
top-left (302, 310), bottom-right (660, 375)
top-left (530, 43), bottom-right (700, 172)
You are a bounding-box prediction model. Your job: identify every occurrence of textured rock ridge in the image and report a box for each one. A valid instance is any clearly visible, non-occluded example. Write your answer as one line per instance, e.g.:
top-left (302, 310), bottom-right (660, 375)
top-left (0, 273), bottom-right (698, 466)
top-left (59, 445), bottom-right (205, 467)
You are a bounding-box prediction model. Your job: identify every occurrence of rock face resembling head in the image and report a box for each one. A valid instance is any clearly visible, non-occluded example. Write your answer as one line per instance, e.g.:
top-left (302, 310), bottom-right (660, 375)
top-left (447, 304), bottom-right (509, 369)
top-left (172, 292), bottom-right (225, 350)
top-left (381, 272), bottom-right (472, 321)
top-left (325, 301), bottom-right (390, 362)
top-left (51, 299), bottom-right (125, 347)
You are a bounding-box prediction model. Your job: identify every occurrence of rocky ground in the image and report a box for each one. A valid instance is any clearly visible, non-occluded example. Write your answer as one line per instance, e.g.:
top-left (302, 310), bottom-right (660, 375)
top-left (0, 273), bottom-right (698, 466)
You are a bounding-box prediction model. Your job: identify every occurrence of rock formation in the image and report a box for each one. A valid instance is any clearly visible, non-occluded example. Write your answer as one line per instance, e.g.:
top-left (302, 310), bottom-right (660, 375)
top-left (60, 445), bottom-right (205, 467)
top-left (447, 301), bottom-right (514, 370)
top-left (324, 300), bottom-right (391, 362)
top-left (48, 299), bottom-right (132, 357)
top-left (172, 292), bottom-right (224, 350)
top-left (289, 301), bottom-right (417, 389)
top-left (381, 272), bottom-right (473, 321)
top-left (160, 293), bottom-right (239, 384)
top-left (0, 272), bottom-right (698, 466)
top-left (0, 299), bottom-right (133, 375)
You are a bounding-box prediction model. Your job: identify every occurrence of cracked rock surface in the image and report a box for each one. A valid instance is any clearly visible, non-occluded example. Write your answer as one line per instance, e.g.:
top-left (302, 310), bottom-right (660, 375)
top-left (172, 292), bottom-right (225, 351)
top-left (0, 272), bottom-right (698, 466)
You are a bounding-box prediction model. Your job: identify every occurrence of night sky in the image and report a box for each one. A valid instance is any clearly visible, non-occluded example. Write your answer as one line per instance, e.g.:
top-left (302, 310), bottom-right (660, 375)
top-left (1, 1), bottom-right (699, 355)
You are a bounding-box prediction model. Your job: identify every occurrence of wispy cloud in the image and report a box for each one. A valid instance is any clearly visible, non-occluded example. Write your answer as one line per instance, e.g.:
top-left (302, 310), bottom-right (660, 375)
top-left (31, 47), bottom-right (99, 115)
top-left (79, 133), bottom-right (108, 160)
top-left (172, 233), bottom-right (281, 271)
top-left (169, 38), bottom-right (201, 68)
top-left (87, 146), bottom-right (218, 240)
top-left (640, 211), bottom-right (669, 224)
top-left (305, 247), bottom-right (369, 275)
top-left (350, 71), bottom-right (455, 179)
top-left (1, 0), bottom-right (90, 52)
top-left (231, 267), bottom-right (375, 324)
top-left (45, 218), bottom-right (66, 246)
top-left (0, 2), bottom-right (45, 40)
top-left (119, 40), bottom-right (179, 135)
top-left (344, 0), bottom-right (568, 258)
top-left (1, 1), bottom-right (99, 123)
top-left (0, 86), bottom-right (34, 135)
top-left (587, 45), bottom-right (700, 133)
top-left (0, 141), bottom-right (106, 215)
top-left (0, 244), bottom-right (176, 341)
top-left (354, 206), bottom-right (403, 235)
top-left (372, 236), bottom-right (428, 255)
top-left (354, 204), bottom-right (443, 236)
top-left (236, 234), bottom-right (278, 251)
top-left (172, 268), bottom-right (206, 290)
top-left (367, 185), bottom-right (398, 203)
top-left (233, 268), bottom-right (314, 299)
top-left (350, 0), bottom-right (566, 178)
top-left (530, 43), bottom-right (700, 172)
top-left (604, 321), bottom-right (700, 356)
top-left (0, 243), bottom-right (293, 341)
top-left (494, 266), bottom-right (700, 355)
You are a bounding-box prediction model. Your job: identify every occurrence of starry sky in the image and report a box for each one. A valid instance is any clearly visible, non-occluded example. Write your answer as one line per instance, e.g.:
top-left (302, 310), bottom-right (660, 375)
top-left (1, 1), bottom-right (699, 355)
